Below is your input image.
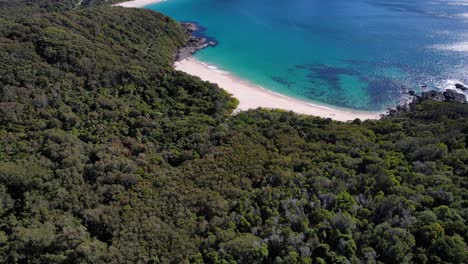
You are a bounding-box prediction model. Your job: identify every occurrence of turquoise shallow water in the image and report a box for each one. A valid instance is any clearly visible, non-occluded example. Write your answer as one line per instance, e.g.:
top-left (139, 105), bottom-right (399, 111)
top-left (147, 0), bottom-right (468, 110)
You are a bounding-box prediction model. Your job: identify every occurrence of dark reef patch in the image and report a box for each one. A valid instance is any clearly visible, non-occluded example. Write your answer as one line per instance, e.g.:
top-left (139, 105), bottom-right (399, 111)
top-left (290, 62), bottom-right (408, 110)
top-left (342, 59), bottom-right (414, 73)
top-left (365, 77), bottom-right (406, 109)
top-left (271, 75), bottom-right (294, 88)
top-left (294, 63), bottom-right (361, 91)
top-left (310, 91), bottom-right (349, 108)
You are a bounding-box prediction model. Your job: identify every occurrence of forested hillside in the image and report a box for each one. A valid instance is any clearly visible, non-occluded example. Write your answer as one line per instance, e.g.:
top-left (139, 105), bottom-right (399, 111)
top-left (0, 1), bottom-right (467, 263)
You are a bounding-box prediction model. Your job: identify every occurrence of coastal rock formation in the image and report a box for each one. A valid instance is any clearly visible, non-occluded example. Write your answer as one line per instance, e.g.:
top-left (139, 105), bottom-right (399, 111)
top-left (443, 89), bottom-right (467, 103)
top-left (455, 83), bottom-right (468, 91)
top-left (421, 90), bottom-right (445, 102)
top-left (176, 22), bottom-right (216, 61)
top-left (388, 88), bottom-right (467, 117)
top-left (182, 22), bottom-right (198, 32)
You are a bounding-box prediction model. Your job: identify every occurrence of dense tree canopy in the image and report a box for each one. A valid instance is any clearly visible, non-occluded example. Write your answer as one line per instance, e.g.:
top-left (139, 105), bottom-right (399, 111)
top-left (0, 1), bottom-right (467, 263)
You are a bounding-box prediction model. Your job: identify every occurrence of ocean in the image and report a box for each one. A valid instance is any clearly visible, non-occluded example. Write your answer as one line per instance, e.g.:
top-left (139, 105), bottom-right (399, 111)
top-left (147, 0), bottom-right (468, 111)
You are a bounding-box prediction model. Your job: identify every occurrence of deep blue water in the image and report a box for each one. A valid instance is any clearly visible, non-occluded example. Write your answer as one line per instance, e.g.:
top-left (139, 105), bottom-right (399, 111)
top-left (147, 0), bottom-right (468, 110)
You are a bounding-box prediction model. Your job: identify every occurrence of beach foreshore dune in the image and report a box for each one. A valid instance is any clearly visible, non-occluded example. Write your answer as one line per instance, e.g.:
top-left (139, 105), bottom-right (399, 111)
top-left (175, 58), bottom-right (383, 121)
top-left (114, 0), bottom-right (165, 8)
top-left (116, 0), bottom-right (384, 121)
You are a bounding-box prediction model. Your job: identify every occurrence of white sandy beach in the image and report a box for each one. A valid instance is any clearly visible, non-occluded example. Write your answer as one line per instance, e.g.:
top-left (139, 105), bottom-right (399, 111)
top-left (175, 58), bottom-right (383, 122)
top-left (114, 0), bottom-right (165, 8)
top-left (116, 0), bottom-right (384, 121)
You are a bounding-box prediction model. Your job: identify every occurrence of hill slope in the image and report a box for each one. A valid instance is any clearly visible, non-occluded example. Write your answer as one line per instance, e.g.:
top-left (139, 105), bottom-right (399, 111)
top-left (0, 2), bottom-right (467, 263)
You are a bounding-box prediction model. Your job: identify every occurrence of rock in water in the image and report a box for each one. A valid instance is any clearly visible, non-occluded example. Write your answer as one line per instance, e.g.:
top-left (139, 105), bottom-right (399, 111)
top-left (389, 89), bottom-right (466, 117)
top-left (421, 90), bottom-right (445, 102)
top-left (455, 83), bottom-right (468, 91)
top-left (181, 22), bottom-right (198, 32)
top-left (176, 22), bottom-right (217, 61)
top-left (443, 89), bottom-right (467, 103)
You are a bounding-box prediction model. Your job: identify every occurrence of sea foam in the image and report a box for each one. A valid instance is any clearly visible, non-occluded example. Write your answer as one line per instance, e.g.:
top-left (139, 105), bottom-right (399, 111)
top-left (431, 42), bottom-right (468, 52)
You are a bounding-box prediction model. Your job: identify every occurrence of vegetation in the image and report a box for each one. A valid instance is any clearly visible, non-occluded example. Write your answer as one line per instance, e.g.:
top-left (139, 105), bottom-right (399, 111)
top-left (0, 1), bottom-right (467, 263)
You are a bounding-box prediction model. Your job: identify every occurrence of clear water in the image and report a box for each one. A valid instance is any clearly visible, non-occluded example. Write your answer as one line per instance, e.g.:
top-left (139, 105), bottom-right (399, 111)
top-left (147, 0), bottom-right (468, 110)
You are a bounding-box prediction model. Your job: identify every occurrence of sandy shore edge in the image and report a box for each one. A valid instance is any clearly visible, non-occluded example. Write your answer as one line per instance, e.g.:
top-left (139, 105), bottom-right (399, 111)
top-left (115, 0), bottom-right (385, 121)
top-left (175, 58), bottom-right (384, 122)
top-left (113, 0), bottom-right (165, 8)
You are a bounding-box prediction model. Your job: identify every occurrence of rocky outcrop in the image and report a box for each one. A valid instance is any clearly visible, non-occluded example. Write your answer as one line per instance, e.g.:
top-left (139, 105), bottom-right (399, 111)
top-left (421, 90), bottom-right (445, 102)
top-left (388, 87), bottom-right (466, 117)
top-left (176, 22), bottom-right (216, 61)
top-left (181, 22), bottom-right (198, 32)
top-left (455, 83), bottom-right (468, 91)
top-left (443, 89), bottom-right (466, 103)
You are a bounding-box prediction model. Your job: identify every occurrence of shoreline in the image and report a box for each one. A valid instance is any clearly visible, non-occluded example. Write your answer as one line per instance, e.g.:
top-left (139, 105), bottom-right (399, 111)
top-left (175, 58), bottom-right (384, 122)
top-left (113, 0), bottom-right (165, 8)
top-left (116, 0), bottom-right (384, 121)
